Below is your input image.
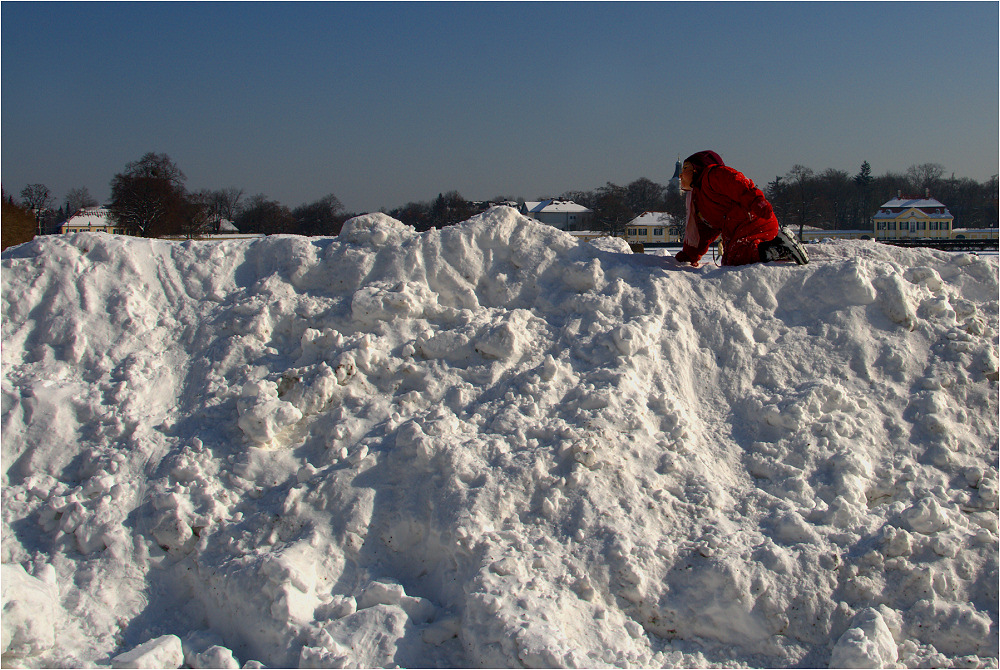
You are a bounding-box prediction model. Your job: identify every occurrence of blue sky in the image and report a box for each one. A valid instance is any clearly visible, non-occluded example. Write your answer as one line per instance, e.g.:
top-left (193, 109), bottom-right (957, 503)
top-left (3, 2), bottom-right (997, 213)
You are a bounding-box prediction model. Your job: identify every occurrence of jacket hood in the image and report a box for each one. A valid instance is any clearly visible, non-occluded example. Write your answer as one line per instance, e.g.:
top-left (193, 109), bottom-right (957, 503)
top-left (684, 151), bottom-right (725, 186)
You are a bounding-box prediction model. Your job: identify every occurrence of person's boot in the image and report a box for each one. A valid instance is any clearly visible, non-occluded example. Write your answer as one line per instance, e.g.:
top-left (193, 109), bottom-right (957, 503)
top-left (760, 227), bottom-right (809, 264)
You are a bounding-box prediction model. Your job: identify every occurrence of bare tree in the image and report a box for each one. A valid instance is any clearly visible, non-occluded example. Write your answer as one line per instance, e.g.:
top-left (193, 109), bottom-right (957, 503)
top-left (906, 163), bottom-right (946, 194)
top-left (123, 152), bottom-right (186, 187)
top-left (235, 194), bottom-right (294, 234)
top-left (19, 184), bottom-right (53, 235)
top-left (186, 191), bottom-right (222, 237)
top-left (625, 177), bottom-right (668, 215)
top-left (292, 194), bottom-right (345, 235)
top-left (191, 188), bottom-right (242, 233)
top-left (19, 183), bottom-right (52, 211)
top-left (65, 187), bottom-right (98, 215)
top-left (785, 165), bottom-right (818, 235)
top-left (592, 182), bottom-right (632, 237)
top-left (389, 200), bottom-right (433, 230)
top-left (214, 187), bottom-right (244, 223)
top-left (108, 153), bottom-right (188, 237)
top-left (816, 168), bottom-right (852, 229)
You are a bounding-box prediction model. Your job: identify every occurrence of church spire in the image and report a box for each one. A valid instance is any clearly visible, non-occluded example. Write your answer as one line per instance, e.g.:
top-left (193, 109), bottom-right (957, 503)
top-left (668, 155), bottom-right (682, 192)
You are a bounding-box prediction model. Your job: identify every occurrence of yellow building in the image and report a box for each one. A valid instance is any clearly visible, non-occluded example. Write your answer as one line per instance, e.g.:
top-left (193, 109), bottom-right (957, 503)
top-left (61, 206), bottom-right (126, 235)
top-left (950, 228), bottom-right (999, 240)
top-left (872, 193), bottom-right (953, 240)
top-left (625, 211), bottom-right (677, 245)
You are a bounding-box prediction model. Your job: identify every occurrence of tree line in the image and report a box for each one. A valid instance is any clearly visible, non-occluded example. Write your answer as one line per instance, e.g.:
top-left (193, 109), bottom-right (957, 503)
top-left (386, 161), bottom-right (997, 236)
top-left (4, 154), bottom-right (997, 250)
top-left (3, 152), bottom-right (353, 243)
top-left (765, 162), bottom-right (998, 234)
top-left (559, 162), bottom-right (998, 237)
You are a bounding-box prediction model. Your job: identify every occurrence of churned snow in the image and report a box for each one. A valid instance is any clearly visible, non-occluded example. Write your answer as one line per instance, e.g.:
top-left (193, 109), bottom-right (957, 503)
top-left (1, 206), bottom-right (997, 668)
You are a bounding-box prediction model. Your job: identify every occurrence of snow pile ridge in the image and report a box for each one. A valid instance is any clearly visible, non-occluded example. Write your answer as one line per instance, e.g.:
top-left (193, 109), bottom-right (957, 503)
top-left (2, 207), bottom-right (998, 668)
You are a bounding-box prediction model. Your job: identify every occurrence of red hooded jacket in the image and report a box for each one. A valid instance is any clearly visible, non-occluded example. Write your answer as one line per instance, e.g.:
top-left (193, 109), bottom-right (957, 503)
top-left (676, 151), bottom-right (779, 266)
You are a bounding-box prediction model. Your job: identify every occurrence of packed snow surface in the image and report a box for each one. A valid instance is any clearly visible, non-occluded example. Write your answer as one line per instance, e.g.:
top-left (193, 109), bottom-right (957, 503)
top-left (2, 207), bottom-right (998, 668)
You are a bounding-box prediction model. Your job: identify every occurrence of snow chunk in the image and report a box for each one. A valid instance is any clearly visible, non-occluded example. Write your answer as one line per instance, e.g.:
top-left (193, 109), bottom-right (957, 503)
top-left (111, 635), bottom-right (184, 669)
top-left (875, 273), bottom-right (917, 329)
top-left (475, 310), bottom-right (535, 361)
top-left (612, 316), bottom-right (659, 356)
top-left (908, 599), bottom-right (996, 657)
top-left (339, 212), bottom-right (415, 246)
top-left (830, 608), bottom-right (898, 668)
top-left (1, 564), bottom-right (58, 658)
top-left (318, 604), bottom-right (413, 668)
top-left (188, 645), bottom-right (239, 669)
top-left (358, 580), bottom-right (436, 623)
top-left (835, 258), bottom-right (878, 305)
top-left (351, 281), bottom-right (440, 325)
top-left (236, 380), bottom-right (304, 445)
top-left (588, 236), bottom-right (633, 254)
top-left (902, 498), bottom-right (952, 534)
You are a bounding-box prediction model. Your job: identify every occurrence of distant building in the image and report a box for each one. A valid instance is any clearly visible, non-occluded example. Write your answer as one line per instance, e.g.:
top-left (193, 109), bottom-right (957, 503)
top-left (520, 199), bottom-right (593, 231)
top-left (625, 211), bottom-right (677, 245)
top-left (60, 206), bottom-right (125, 235)
top-left (873, 191), bottom-right (954, 239)
top-left (214, 218), bottom-right (240, 233)
top-left (668, 157), bottom-right (682, 194)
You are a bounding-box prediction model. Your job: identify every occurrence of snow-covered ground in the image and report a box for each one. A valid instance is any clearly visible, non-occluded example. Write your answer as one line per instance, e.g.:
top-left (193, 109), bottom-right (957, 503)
top-left (2, 207), bottom-right (997, 668)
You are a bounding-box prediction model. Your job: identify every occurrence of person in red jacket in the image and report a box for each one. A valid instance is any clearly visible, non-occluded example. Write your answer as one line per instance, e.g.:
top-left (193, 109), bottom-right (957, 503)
top-left (675, 150), bottom-right (808, 266)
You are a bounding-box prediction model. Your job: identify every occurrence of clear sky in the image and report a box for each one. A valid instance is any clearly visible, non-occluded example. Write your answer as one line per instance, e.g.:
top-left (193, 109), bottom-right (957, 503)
top-left (3, 1), bottom-right (997, 214)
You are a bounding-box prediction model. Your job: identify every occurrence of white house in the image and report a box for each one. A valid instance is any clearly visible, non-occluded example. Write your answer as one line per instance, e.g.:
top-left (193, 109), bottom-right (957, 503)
top-left (61, 206), bottom-right (125, 235)
top-left (519, 199), bottom-right (593, 231)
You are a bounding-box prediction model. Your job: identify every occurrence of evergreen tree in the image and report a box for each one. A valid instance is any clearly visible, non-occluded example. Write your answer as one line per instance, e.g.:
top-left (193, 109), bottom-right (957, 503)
top-left (853, 161), bottom-right (874, 230)
top-left (853, 161), bottom-right (873, 187)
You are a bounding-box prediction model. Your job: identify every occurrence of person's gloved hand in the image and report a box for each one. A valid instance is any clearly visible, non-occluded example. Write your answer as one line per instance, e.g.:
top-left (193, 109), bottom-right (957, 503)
top-left (675, 249), bottom-right (699, 267)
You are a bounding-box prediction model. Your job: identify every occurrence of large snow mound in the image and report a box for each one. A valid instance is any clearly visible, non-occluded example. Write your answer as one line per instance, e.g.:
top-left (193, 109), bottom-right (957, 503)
top-left (2, 206), bottom-right (997, 668)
